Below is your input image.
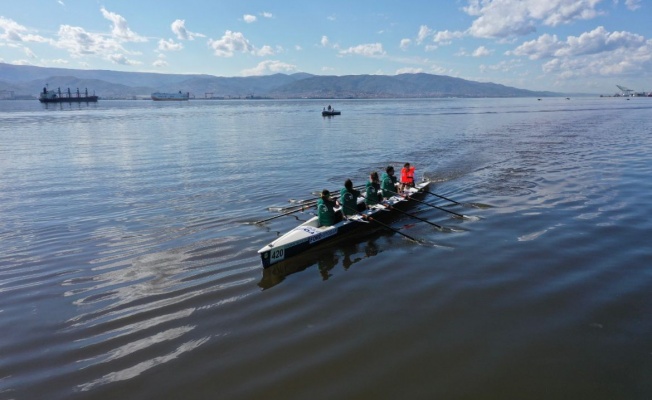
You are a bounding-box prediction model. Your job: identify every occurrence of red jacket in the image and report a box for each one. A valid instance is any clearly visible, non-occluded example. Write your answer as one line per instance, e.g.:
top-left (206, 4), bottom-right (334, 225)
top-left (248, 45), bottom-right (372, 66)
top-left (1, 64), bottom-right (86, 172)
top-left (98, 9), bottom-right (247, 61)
top-left (401, 166), bottom-right (415, 184)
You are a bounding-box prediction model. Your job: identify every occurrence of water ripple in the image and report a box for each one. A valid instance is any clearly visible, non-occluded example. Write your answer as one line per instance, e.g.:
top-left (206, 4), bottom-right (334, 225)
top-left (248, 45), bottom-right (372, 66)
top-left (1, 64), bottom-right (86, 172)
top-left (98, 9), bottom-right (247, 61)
top-left (2, 98), bottom-right (652, 399)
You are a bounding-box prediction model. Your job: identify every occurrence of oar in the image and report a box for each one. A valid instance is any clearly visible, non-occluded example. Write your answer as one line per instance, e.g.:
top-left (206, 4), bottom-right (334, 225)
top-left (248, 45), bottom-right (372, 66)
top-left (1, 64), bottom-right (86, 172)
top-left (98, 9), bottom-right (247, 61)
top-left (422, 189), bottom-right (463, 206)
top-left (295, 184), bottom-right (366, 203)
top-left (386, 189), bottom-right (470, 219)
top-left (269, 199), bottom-right (319, 212)
top-left (254, 204), bottom-right (315, 224)
top-left (367, 216), bottom-right (420, 242)
top-left (340, 204), bottom-right (420, 243)
top-left (421, 189), bottom-right (490, 209)
top-left (386, 205), bottom-right (444, 230)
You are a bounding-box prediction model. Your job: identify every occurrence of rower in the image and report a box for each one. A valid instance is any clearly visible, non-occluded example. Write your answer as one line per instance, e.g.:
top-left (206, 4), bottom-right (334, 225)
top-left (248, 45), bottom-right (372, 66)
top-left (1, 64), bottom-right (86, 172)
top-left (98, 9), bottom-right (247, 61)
top-left (365, 171), bottom-right (383, 206)
top-left (317, 189), bottom-right (341, 227)
top-left (381, 166), bottom-right (398, 198)
top-left (339, 179), bottom-right (364, 218)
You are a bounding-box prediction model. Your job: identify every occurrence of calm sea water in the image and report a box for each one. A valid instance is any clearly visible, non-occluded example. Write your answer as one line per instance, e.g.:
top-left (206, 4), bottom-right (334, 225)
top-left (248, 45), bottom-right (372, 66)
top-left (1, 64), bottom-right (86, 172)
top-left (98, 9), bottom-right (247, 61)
top-left (1, 97), bottom-right (651, 399)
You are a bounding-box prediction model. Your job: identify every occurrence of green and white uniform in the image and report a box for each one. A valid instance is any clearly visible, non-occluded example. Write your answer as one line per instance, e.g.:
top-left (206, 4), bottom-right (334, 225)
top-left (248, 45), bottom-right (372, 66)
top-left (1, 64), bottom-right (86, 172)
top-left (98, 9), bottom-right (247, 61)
top-left (365, 181), bottom-right (383, 205)
top-left (380, 172), bottom-right (398, 198)
top-left (339, 188), bottom-right (361, 216)
top-left (317, 197), bottom-right (338, 226)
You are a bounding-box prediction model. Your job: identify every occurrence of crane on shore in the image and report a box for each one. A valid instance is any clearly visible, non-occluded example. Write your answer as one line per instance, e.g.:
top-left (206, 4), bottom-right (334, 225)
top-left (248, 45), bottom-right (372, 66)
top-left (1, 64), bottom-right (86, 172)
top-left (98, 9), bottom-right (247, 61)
top-left (616, 85), bottom-right (633, 96)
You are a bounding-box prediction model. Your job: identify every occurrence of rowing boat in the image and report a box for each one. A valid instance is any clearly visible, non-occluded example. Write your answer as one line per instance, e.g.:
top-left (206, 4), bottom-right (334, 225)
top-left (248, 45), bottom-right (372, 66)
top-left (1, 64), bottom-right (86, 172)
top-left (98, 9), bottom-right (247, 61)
top-left (322, 110), bottom-right (341, 116)
top-left (258, 180), bottom-right (430, 268)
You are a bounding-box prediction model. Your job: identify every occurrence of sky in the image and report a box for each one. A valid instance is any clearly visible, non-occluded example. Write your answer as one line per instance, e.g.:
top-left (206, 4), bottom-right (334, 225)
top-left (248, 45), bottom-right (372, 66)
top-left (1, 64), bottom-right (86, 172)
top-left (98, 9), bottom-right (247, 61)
top-left (1, 0), bottom-right (650, 93)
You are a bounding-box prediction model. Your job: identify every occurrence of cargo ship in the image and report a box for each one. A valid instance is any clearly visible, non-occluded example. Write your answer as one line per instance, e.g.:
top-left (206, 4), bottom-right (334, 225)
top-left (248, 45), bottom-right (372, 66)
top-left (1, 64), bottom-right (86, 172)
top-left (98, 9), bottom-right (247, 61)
top-left (39, 87), bottom-right (98, 103)
top-left (151, 91), bottom-right (190, 101)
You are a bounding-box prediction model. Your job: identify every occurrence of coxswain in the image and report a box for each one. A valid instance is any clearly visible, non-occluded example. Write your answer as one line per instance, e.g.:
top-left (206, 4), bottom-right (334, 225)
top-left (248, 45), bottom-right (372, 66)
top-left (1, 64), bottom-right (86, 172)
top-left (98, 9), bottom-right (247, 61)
top-left (400, 162), bottom-right (416, 192)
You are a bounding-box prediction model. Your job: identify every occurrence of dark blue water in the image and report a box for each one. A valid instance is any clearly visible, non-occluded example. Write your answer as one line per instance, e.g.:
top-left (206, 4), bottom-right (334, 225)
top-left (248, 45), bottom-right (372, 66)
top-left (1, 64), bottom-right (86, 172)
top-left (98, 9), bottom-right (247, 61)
top-left (1, 97), bottom-right (651, 399)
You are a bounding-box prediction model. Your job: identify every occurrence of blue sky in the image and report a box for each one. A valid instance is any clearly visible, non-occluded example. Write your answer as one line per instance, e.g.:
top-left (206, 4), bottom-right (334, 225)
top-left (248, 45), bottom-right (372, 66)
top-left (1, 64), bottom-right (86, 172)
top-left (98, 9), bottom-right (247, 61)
top-left (1, 0), bottom-right (650, 93)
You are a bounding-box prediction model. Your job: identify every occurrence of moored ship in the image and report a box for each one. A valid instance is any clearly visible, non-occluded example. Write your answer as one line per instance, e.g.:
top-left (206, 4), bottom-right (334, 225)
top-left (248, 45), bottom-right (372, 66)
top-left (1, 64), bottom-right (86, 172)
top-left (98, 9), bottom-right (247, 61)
top-left (151, 91), bottom-right (190, 101)
top-left (39, 87), bottom-right (98, 103)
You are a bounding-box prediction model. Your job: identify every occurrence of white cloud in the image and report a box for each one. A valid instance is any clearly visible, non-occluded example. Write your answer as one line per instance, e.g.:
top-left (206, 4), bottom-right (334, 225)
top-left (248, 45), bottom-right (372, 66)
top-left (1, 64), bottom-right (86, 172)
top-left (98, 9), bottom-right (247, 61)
top-left (429, 65), bottom-right (451, 75)
top-left (509, 26), bottom-right (652, 79)
top-left (55, 24), bottom-right (125, 57)
top-left (510, 26), bottom-right (646, 59)
top-left (171, 19), bottom-right (204, 41)
top-left (241, 60), bottom-right (297, 76)
top-left (541, 46), bottom-right (650, 78)
top-left (624, 0), bottom-right (641, 10)
top-left (472, 46), bottom-right (492, 57)
top-left (339, 43), bottom-right (386, 57)
top-left (153, 54), bottom-right (167, 68)
top-left (396, 67), bottom-right (423, 74)
top-left (208, 30), bottom-right (254, 57)
top-left (321, 36), bottom-right (329, 46)
top-left (557, 26), bottom-right (645, 57)
top-left (100, 7), bottom-right (147, 42)
top-left (261, 12), bottom-right (274, 18)
top-left (244, 14), bottom-right (257, 23)
top-left (11, 59), bottom-right (33, 65)
top-left (400, 38), bottom-right (411, 50)
top-left (480, 59), bottom-right (524, 73)
top-left (24, 47), bottom-right (36, 58)
top-left (464, 0), bottom-right (604, 38)
top-left (158, 38), bottom-right (183, 51)
top-left (109, 53), bottom-right (141, 65)
top-left (28, 7), bottom-right (147, 65)
top-left (433, 30), bottom-right (465, 45)
top-left (207, 30), bottom-right (275, 58)
top-left (0, 16), bottom-right (51, 43)
top-left (256, 45), bottom-right (274, 56)
top-left (508, 33), bottom-right (563, 59)
top-left (417, 25), bottom-right (432, 44)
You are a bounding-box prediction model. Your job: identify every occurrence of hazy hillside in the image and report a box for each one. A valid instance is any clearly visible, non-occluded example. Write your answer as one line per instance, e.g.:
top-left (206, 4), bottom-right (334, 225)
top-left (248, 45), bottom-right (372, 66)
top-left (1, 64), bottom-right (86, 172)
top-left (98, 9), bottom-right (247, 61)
top-left (0, 63), bottom-right (559, 99)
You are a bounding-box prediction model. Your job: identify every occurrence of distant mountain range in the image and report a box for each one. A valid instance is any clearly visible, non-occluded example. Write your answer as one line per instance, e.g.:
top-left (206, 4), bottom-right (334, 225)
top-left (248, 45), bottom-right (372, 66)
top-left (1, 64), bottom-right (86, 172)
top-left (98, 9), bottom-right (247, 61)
top-left (0, 62), bottom-right (560, 99)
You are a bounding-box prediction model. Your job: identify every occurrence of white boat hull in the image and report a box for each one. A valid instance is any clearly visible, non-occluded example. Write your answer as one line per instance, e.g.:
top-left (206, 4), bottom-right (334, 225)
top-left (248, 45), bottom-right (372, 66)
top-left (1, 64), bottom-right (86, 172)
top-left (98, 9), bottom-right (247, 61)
top-left (258, 181), bottom-right (430, 268)
top-left (151, 92), bottom-right (190, 101)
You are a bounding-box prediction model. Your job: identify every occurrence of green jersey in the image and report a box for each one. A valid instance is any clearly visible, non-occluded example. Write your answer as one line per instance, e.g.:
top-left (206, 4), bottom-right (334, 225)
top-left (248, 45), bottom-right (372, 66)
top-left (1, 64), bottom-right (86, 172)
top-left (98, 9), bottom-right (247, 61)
top-left (317, 197), bottom-right (338, 226)
top-left (339, 187), bottom-right (361, 216)
top-left (380, 172), bottom-right (397, 198)
top-left (365, 181), bottom-right (382, 205)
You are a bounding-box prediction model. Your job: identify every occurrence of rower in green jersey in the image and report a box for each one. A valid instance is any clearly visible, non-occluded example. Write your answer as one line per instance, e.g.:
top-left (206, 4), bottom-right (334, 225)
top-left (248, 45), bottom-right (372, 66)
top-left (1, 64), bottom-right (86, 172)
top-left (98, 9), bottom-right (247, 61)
top-left (380, 165), bottom-right (398, 198)
top-left (317, 189), bottom-right (341, 227)
top-left (339, 179), bottom-right (362, 216)
top-left (365, 171), bottom-right (383, 206)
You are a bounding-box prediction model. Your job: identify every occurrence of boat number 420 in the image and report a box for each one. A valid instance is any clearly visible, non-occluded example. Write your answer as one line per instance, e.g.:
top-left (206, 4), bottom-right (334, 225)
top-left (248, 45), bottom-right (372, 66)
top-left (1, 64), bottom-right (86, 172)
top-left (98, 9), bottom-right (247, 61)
top-left (270, 247), bottom-right (285, 262)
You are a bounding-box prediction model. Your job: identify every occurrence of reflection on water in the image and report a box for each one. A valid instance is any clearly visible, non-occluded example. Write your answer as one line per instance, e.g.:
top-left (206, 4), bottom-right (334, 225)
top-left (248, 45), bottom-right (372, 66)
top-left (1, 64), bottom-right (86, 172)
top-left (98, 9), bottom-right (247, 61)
top-left (1, 98), bottom-right (652, 399)
top-left (258, 234), bottom-right (386, 290)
